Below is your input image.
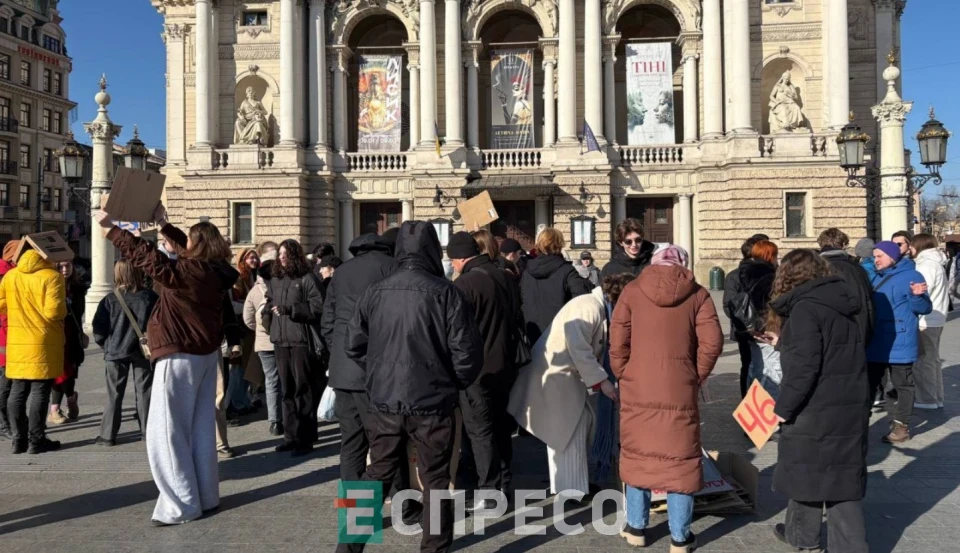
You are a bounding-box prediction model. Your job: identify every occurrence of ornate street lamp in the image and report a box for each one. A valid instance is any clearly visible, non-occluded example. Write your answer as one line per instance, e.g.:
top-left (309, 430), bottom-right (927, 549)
top-left (836, 109), bottom-right (951, 193)
top-left (123, 124), bottom-right (149, 170)
top-left (55, 130), bottom-right (88, 181)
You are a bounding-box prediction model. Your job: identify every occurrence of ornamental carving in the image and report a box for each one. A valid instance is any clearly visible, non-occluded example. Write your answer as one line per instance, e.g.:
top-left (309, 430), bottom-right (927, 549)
top-left (761, 0), bottom-right (803, 18)
top-left (848, 7), bottom-right (868, 44)
top-left (328, 0), bottom-right (419, 45)
top-left (220, 44), bottom-right (280, 60)
top-left (601, 0), bottom-right (696, 35)
top-left (161, 23), bottom-right (186, 44)
top-left (463, 0), bottom-right (557, 41)
top-left (84, 121), bottom-right (122, 141)
top-left (185, 73), bottom-right (196, 86)
top-left (872, 100), bottom-right (913, 124)
top-left (750, 23), bottom-right (821, 42)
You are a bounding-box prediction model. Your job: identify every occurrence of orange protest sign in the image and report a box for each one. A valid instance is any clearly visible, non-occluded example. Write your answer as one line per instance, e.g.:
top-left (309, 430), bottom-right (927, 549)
top-left (733, 380), bottom-right (779, 450)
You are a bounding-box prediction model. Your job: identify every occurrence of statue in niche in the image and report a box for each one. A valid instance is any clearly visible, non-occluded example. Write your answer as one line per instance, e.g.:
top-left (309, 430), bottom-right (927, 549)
top-left (234, 86), bottom-right (270, 145)
top-left (768, 71), bottom-right (806, 133)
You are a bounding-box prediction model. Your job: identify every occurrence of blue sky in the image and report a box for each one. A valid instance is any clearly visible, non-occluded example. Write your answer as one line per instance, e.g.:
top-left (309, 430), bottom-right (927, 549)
top-left (61, 1), bottom-right (958, 193)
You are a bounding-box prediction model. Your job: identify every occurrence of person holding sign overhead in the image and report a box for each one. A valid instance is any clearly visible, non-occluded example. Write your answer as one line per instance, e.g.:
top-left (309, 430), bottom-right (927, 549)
top-left (762, 249), bottom-right (869, 553)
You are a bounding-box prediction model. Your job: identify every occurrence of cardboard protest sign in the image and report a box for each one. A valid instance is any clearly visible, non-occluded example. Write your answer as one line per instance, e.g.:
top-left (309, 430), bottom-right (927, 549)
top-left (103, 166), bottom-right (165, 223)
top-left (457, 191), bottom-right (499, 231)
top-left (651, 449), bottom-right (734, 502)
top-left (100, 194), bottom-right (156, 237)
top-left (15, 231), bottom-right (74, 263)
top-left (733, 380), bottom-right (779, 450)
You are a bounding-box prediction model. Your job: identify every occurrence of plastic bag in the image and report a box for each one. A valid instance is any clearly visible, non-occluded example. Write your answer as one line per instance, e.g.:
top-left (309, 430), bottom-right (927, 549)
top-left (318, 386), bottom-right (337, 422)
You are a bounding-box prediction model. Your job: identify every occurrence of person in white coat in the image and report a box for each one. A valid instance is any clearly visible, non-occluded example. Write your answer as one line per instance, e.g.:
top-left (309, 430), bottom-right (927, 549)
top-left (242, 254), bottom-right (282, 435)
top-left (508, 274), bottom-right (635, 496)
top-left (911, 234), bottom-right (949, 409)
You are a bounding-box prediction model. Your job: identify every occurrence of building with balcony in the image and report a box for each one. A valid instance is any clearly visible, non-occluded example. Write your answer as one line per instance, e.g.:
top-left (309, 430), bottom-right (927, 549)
top-left (152, 0), bottom-right (902, 278)
top-left (0, 0), bottom-right (74, 244)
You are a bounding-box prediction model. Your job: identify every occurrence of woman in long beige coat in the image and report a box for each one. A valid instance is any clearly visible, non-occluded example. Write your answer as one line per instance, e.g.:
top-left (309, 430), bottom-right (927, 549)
top-left (508, 275), bottom-right (634, 495)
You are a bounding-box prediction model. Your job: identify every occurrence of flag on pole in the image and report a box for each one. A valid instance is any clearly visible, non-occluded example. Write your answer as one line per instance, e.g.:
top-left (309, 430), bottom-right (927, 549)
top-left (434, 122), bottom-right (442, 157)
top-left (582, 121), bottom-right (601, 154)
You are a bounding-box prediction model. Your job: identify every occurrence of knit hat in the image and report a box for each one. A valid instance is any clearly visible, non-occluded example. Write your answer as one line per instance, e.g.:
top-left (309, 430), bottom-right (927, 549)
top-left (854, 238), bottom-right (876, 259)
top-left (873, 240), bottom-right (902, 263)
top-left (446, 231), bottom-right (480, 260)
top-left (500, 238), bottom-right (522, 254)
top-left (651, 245), bottom-right (689, 268)
top-left (2, 240), bottom-right (20, 263)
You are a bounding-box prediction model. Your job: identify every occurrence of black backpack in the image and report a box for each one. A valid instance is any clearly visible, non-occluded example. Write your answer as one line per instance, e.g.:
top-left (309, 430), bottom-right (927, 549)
top-left (731, 278), bottom-right (765, 333)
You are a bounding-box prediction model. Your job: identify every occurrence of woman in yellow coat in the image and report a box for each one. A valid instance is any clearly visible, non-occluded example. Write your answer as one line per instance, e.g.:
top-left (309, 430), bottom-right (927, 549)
top-left (0, 249), bottom-right (67, 454)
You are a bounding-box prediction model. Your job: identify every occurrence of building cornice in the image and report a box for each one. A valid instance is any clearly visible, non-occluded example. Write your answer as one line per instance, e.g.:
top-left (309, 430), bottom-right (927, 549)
top-left (0, 80), bottom-right (77, 110)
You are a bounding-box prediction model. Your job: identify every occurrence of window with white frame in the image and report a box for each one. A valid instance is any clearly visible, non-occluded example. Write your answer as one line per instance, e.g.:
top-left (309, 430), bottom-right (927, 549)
top-left (570, 215), bottom-right (596, 249)
top-left (785, 192), bottom-right (809, 238)
top-left (231, 201), bottom-right (254, 244)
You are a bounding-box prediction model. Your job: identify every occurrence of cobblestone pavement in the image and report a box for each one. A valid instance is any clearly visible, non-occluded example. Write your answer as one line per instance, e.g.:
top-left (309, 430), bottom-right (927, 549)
top-left (2, 293), bottom-right (959, 552)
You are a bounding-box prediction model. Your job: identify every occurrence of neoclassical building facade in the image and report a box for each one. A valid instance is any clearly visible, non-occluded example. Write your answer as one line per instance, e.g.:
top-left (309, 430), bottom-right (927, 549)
top-left (151, 0), bottom-right (904, 278)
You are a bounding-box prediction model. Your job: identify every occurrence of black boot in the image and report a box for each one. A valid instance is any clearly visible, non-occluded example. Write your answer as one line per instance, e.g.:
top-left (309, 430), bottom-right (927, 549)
top-left (28, 437), bottom-right (61, 454)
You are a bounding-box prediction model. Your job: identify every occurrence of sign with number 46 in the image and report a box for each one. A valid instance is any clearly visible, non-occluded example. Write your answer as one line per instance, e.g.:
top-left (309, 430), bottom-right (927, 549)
top-left (733, 380), bottom-right (779, 450)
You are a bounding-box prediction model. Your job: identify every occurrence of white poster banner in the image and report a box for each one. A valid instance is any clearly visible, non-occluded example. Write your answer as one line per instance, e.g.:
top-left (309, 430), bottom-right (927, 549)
top-left (626, 42), bottom-right (675, 145)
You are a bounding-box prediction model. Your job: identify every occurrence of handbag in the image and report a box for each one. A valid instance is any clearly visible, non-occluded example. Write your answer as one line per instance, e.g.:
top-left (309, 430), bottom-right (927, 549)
top-left (513, 326), bottom-right (533, 369)
top-left (114, 289), bottom-right (151, 360)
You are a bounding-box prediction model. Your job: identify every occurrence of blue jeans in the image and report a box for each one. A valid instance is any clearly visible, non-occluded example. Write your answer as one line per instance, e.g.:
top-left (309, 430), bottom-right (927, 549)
top-left (227, 364), bottom-right (252, 411)
top-left (625, 485), bottom-right (694, 543)
top-left (258, 351), bottom-right (282, 423)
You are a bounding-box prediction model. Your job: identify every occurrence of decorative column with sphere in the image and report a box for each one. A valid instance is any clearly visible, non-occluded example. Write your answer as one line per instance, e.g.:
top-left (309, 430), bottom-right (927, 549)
top-left (872, 54), bottom-right (912, 239)
top-left (83, 75), bottom-right (121, 328)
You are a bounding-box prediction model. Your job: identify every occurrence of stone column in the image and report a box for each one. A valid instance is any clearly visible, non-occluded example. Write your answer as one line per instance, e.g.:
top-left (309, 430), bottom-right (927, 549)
top-left (826, 0), bottom-right (850, 129)
top-left (419, 0), bottom-right (438, 148)
top-left (444, 0), bottom-right (463, 145)
top-left (702, 0), bottom-right (723, 139)
top-left (682, 54), bottom-right (699, 142)
top-left (603, 36), bottom-right (619, 144)
top-left (465, 43), bottom-right (480, 149)
top-left (279, 0), bottom-right (296, 145)
top-left (678, 194), bottom-right (693, 264)
top-left (557, 0), bottom-right (577, 143)
top-left (162, 25), bottom-right (186, 162)
top-left (729, 0), bottom-right (752, 133)
top-left (584, 0), bottom-right (604, 142)
top-left (873, 59), bottom-right (912, 239)
top-left (406, 44), bottom-right (421, 149)
top-left (209, 4), bottom-right (219, 144)
top-left (722, 0), bottom-right (733, 133)
top-left (331, 47), bottom-right (351, 154)
top-left (402, 199), bottom-right (413, 222)
top-left (540, 39), bottom-right (558, 147)
top-left (612, 192), bottom-right (626, 226)
top-left (194, 0), bottom-right (211, 145)
top-left (83, 77), bottom-right (121, 329)
top-left (308, 0), bottom-right (328, 147)
top-left (535, 196), bottom-right (551, 230)
top-left (340, 199), bottom-right (355, 260)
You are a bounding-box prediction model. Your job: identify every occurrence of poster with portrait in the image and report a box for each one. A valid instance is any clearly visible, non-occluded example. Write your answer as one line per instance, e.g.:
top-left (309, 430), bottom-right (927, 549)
top-left (357, 55), bottom-right (403, 152)
top-left (489, 49), bottom-right (535, 149)
top-left (626, 42), bottom-right (675, 145)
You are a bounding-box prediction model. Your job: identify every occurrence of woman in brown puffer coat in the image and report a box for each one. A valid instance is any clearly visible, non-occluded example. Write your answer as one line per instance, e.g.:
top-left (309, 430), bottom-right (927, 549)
top-left (609, 245), bottom-right (724, 553)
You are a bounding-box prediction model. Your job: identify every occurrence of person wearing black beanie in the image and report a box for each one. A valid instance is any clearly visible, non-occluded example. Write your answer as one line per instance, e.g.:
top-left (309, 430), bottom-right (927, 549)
top-left (448, 231), bottom-right (519, 506)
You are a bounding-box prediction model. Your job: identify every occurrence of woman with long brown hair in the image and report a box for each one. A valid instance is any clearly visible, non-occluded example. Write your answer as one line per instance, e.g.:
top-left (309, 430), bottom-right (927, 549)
top-left (95, 204), bottom-right (239, 526)
top-left (226, 249), bottom-right (260, 417)
top-left (761, 249), bottom-right (869, 552)
top-left (263, 239), bottom-right (325, 456)
top-left (47, 260), bottom-right (88, 424)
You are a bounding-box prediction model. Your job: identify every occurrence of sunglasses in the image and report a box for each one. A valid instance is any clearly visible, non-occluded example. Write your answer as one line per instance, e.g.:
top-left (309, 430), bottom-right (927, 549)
top-left (622, 239), bottom-right (642, 246)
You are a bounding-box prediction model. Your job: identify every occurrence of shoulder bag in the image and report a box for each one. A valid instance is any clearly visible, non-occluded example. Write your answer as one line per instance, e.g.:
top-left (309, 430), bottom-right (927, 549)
top-left (114, 289), bottom-right (151, 360)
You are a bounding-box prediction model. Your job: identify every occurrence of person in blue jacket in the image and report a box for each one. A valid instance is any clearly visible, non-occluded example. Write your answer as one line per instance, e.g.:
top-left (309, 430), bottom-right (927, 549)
top-left (867, 241), bottom-right (932, 445)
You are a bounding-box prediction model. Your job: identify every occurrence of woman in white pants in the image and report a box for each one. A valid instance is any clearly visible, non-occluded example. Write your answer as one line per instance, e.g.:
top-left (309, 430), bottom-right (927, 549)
top-left (508, 276), bottom-right (632, 495)
top-left (96, 204), bottom-right (239, 525)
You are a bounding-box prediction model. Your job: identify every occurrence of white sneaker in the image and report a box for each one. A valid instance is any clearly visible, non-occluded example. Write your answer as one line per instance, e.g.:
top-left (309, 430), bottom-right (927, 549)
top-left (938, 402), bottom-right (945, 408)
top-left (914, 402), bottom-right (939, 410)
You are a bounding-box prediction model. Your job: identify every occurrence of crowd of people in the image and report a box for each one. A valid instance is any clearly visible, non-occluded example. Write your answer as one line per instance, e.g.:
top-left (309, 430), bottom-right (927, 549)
top-left (0, 200), bottom-right (952, 553)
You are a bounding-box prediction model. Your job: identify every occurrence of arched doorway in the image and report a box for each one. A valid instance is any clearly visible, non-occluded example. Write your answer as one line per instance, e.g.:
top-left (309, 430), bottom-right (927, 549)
top-left (614, 4), bottom-right (683, 145)
top-left (346, 15), bottom-right (410, 152)
top-left (477, 10), bottom-right (544, 149)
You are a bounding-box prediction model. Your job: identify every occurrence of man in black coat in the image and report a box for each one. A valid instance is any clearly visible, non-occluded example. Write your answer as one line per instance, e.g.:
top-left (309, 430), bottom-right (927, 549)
top-left (722, 233), bottom-right (769, 398)
top-left (599, 218), bottom-right (656, 279)
top-left (818, 228), bottom-right (875, 346)
top-left (448, 232), bottom-right (517, 506)
top-left (346, 221), bottom-right (484, 553)
top-left (320, 234), bottom-right (396, 483)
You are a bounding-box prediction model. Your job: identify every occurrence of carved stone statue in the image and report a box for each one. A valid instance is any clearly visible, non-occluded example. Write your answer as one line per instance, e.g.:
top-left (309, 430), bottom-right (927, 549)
top-left (234, 87), bottom-right (270, 145)
top-left (768, 71), bottom-right (806, 133)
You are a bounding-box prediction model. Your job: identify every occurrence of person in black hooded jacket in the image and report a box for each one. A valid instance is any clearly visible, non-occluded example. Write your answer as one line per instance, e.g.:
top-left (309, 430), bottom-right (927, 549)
top-left (763, 249), bottom-right (869, 553)
top-left (521, 227), bottom-right (593, 343)
top-left (600, 218), bottom-right (656, 279)
top-left (345, 221), bottom-right (483, 553)
top-left (722, 233), bottom-right (769, 397)
top-left (818, 228), bottom-right (875, 346)
top-left (320, 233), bottom-right (398, 486)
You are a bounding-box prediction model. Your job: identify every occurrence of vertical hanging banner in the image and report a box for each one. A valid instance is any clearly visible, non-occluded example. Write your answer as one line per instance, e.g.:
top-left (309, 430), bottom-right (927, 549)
top-left (626, 42), bottom-right (676, 145)
top-left (357, 55), bottom-right (403, 152)
top-left (490, 49), bottom-right (535, 149)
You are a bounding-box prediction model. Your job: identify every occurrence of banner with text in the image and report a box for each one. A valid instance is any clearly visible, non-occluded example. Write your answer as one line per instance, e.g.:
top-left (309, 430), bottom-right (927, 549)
top-left (626, 42), bottom-right (675, 145)
top-left (490, 49), bottom-right (535, 149)
top-left (357, 55), bottom-right (403, 152)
